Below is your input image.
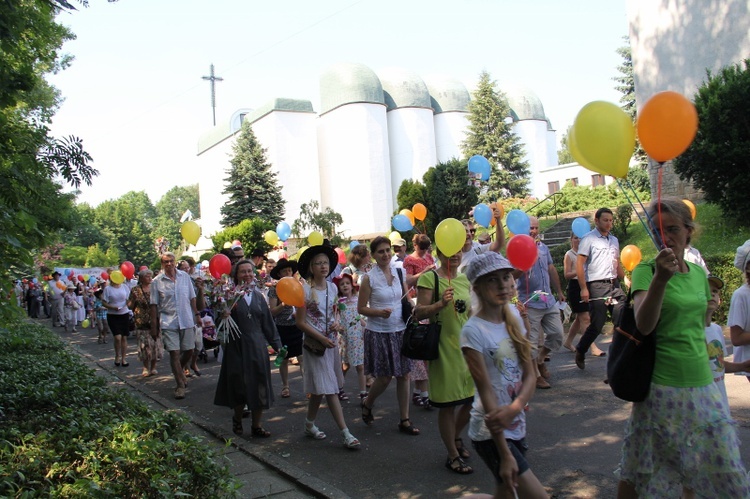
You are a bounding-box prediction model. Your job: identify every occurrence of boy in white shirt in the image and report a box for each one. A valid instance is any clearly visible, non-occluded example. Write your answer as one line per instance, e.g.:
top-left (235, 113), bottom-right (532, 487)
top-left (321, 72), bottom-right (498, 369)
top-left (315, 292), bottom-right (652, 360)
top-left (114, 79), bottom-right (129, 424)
top-left (705, 274), bottom-right (750, 412)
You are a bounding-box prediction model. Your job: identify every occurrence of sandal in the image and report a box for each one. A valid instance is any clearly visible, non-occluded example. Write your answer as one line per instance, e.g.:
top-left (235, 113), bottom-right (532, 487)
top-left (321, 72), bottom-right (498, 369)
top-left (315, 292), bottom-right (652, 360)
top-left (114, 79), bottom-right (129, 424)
top-left (361, 399), bottom-right (374, 425)
top-left (445, 456), bottom-right (473, 474)
top-left (338, 389), bottom-right (349, 401)
top-left (398, 419), bottom-right (420, 436)
top-left (412, 393), bottom-right (424, 407)
top-left (121, 361), bottom-right (129, 367)
top-left (232, 417), bottom-right (243, 436)
top-left (251, 426), bottom-right (271, 438)
top-left (304, 422), bottom-right (327, 440)
top-left (343, 432), bottom-right (361, 449)
top-left (281, 386), bottom-right (290, 398)
top-left (455, 438), bottom-right (470, 459)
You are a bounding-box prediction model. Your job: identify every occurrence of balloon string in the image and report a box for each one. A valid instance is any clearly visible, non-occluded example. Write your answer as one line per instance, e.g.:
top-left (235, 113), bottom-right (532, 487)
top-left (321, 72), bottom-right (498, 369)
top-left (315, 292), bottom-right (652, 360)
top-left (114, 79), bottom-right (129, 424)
top-left (657, 163), bottom-right (665, 249)
top-left (615, 178), bottom-right (661, 250)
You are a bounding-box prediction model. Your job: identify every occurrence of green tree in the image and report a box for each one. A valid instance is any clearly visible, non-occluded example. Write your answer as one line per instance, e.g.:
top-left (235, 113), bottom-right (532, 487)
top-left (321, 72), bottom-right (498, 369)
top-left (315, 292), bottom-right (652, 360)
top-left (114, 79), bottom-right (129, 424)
top-left (462, 70), bottom-right (530, 200)
top-left (0, 0), bottom-right (98, 319)
top-left (613, 37), bottom-right (647, 168)
top-left (211, 218), bottom-right (273, 256)
top-left (674, 60), bottom-right (750, 223)
top-left (221, 121), bottom-right (284, 227)
top-left (557, 126), bottom-right (575, 164)
top-left (153, 184), bottom-right (201, 248)
top-left (60, 246), bottom-right (87, 266)
top-left (94, 191), bottom-right (156, 265)
top-left (292, 200), bottom-right (345, 247)
top-left (422, 159), bottom-right (478, 237)
top-left (396, 179), bottom-right (427, 213)
top-left (60, 203), bottom-right (110, 249)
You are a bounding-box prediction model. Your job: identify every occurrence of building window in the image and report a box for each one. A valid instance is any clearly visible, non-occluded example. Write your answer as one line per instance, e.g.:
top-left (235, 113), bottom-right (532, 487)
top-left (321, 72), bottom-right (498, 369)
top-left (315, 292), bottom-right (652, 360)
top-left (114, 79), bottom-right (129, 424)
top-left (548, 181), bottom-right (560, 194)
top-left (591, 174), bottom-right (605, 187)
top-left (566, 177), bottom-right (578, 187)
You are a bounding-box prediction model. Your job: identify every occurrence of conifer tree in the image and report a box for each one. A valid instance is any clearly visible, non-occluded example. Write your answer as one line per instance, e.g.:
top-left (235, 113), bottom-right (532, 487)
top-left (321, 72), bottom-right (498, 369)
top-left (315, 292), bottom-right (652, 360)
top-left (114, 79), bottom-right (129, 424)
top-left (462, 71), bottom-right (530, 200)
top-left (221, 121), bottom-right (284, 227)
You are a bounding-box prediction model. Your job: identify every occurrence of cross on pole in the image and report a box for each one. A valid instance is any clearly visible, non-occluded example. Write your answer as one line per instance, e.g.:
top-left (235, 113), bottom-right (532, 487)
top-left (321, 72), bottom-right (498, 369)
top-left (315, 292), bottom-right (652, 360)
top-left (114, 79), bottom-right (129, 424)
top-left (202, 64), bottom-right (224, 126)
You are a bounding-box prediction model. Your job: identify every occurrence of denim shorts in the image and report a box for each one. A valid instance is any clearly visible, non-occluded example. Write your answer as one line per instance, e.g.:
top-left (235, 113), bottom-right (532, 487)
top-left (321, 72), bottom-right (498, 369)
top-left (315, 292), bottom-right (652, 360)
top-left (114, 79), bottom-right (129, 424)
top-left (472, 437), bottom-right (530, 483)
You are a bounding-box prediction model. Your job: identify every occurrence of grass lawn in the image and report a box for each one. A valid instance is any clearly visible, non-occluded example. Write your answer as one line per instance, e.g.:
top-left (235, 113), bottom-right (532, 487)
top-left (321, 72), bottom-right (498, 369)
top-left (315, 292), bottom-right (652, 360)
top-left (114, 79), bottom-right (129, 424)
top-left (622, 202), bottom-right (750, 259)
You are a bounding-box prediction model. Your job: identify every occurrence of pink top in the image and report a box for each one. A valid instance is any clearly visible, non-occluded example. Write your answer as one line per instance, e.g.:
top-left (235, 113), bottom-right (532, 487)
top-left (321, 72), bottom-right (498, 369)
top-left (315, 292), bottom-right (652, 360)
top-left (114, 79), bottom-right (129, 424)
top-left (403, 253), bottom-right (435, 277)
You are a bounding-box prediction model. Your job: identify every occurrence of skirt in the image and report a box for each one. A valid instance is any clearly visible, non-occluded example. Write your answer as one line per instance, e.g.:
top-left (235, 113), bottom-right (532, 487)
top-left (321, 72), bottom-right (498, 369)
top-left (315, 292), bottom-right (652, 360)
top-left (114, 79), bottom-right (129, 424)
top-left (276, 324), bottom-right (304, 358)
top-left (363, 328), bottom-right (411, 378)
top-left (566, 279), bottom-right (589, 314)
top-left (617, 382), bottom-right (750, 497)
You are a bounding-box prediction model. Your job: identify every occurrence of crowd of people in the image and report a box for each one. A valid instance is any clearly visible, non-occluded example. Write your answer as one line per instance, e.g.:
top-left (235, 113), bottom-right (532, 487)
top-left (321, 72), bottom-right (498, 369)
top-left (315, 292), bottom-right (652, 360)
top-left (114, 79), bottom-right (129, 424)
top-left (15, 198), bottom-right (750, 497)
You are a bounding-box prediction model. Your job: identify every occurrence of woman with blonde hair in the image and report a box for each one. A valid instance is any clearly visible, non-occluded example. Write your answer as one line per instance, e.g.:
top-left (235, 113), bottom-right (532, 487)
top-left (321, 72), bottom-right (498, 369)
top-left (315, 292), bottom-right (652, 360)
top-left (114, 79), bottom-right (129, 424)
top-left (461, 252), bottom-right (547, 498)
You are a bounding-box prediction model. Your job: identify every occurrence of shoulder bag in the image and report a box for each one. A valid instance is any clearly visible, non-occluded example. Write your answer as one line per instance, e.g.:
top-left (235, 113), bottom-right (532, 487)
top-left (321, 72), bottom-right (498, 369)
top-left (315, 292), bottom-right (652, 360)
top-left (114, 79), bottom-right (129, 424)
top-left (303, 284), bottom-right (328, 356)
top-left (401, 270), bottom-right (441, 361)
top-left (606, 266), bottom-right (656, 402)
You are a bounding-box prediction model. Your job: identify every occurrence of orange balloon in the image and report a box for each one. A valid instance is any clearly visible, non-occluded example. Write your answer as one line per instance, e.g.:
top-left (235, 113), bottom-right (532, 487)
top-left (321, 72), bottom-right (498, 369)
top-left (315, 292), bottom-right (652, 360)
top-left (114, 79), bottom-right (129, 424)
top-left (489, 202), bottom-right (503, 226)
top-left (276, 276), bottom-right (305, 307)
top-left (682, 199), bottom-right (696, 220)
top-left (620, 245), bottom-right (642, 272)
top-left (412, 203), bottom-right (427, 221)
top-left (399, 209), bottom-right (415, 226)
top-left (637, 91), bottom-right (698, 163)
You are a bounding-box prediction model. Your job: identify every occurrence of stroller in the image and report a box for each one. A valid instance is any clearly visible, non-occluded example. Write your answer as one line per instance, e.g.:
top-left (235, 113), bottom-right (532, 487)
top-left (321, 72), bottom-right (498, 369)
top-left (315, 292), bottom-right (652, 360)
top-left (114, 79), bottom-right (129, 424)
top-left (197, 309), bottom-right (220, 362)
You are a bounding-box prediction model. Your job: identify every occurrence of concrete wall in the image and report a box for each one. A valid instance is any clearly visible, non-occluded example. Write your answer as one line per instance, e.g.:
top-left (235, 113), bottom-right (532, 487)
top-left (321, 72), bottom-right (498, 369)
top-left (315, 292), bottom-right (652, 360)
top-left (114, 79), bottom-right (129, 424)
top-left (433, 111), bottom-right (468, 164)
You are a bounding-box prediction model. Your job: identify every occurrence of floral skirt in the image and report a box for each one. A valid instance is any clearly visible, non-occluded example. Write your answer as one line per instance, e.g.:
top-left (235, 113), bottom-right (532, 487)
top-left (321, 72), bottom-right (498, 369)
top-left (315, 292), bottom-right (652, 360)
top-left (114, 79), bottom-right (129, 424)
top-left (363, 329), bottom-right (411, 378)
top-left (136, 329), bottom-right (163, 363)
top-left (617, 382), bottom-right (750, 498)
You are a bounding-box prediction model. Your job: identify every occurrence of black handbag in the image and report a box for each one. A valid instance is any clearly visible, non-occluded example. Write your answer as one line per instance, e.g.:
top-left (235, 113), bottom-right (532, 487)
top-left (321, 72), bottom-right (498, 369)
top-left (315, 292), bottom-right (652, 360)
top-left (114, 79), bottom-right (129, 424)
top-left (607, 268), bottom-right (655, 402)
top-left (401, 271), bottom-right (441, 361)
top-left (396, 268), bottom-right (413, 323)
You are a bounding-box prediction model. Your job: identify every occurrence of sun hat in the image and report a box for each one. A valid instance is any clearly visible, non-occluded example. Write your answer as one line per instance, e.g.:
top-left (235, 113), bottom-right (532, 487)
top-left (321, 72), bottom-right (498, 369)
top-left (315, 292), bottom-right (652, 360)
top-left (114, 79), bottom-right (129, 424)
top-left (66, 282), bottom-right (75, 290)
top-left (734, 240), bottom-right (750, 271)
top-left (465, 252), bottom-right (515, 284)
top-left (250, 248), bottom-right (266, 260)
top-left (52, 271), bottom-right (61, 277)
top-left (392, 238), bottom-right (407, 247)
top-left (707, 274), bottom-right (725, 290)
top-left (270, 258), bottom-right (298, 280)
top-left (333, 272), bottom-right (359, 290)
top-left (298, 245), bottom-right (338, 279)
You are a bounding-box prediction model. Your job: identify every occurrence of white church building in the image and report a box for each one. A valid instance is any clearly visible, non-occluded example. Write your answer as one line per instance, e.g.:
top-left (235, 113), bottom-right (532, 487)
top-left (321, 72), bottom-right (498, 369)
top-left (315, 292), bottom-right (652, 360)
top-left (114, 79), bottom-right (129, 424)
top-left (195, 62), bottom-right (608, 242)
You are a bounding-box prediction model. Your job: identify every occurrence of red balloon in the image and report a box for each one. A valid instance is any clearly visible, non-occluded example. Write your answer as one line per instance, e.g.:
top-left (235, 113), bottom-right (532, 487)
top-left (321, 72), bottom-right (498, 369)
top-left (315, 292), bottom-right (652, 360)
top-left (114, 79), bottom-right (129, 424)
top-left (209, 254), bottom-right (232, 279)
top-left (77, 275), bottom-right (84, 282)
top-left (101, 272), bottom-right (109, 281)
top-left (334, 247), bottom-right (347, 265)
top-left (506, 234), bottom-right (539, 272)
top-left (120, 261), bottom-right (135, 280)
top-left (139, 265), bottom-right (148, 271)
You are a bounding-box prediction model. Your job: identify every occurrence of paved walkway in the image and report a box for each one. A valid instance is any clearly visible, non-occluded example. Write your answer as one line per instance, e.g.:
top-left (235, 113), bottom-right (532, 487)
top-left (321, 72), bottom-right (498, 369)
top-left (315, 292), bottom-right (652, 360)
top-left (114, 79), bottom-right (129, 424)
top-left (48, 318), bottom-right (750, 498)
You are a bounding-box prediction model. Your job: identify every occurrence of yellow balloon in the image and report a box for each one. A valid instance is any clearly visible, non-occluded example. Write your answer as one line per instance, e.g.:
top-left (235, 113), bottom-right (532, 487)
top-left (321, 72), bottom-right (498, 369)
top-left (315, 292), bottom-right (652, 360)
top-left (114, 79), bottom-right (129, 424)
top-left (82, 319), bottom-right (90, 328)
top-left (308, 231), bottom-right (324, 246)
top-left (682, 199), bottom-right (696, 220)
top-left (399, 209), bottom-right (415, 226)
top-left (223, 241), bottom-right (232, 249)
top-left (568, 127), bottom-right (598, 172)
top-left (294, 246), bottom-right (309, 261)
top-left (572, 101), bottom-right (635, 179)
top-left (388, 231), bottom-right (401, 243)
top-left (434, 218), bottom-right (466, 257)
top-left (180, 221), bottom-right (201, 245)
top-left (110, 270), bottom-right (125, 284)
top-left (264, 230), bottom-right (280, 246)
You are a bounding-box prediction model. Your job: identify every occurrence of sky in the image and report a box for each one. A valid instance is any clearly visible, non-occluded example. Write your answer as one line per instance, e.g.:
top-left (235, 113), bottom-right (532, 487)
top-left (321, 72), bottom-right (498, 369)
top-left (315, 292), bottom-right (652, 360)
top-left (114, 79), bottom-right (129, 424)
top-left (48, 0), bottom-right (629, 208)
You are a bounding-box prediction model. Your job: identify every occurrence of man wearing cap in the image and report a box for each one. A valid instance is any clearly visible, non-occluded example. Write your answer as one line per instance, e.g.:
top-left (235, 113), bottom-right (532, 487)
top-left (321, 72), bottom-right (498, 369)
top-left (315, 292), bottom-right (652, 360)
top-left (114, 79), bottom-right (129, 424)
top-left (391, 238), bottom-right (407, 267)
top-left (230, 244), bottom-right (245, 266)
top-left (150, 252), bottom-right (201, 400)
top-left (574, 208), bottom-right (626, 370)
top-left (514, 216), bottom-right (564, 389)
top-left (49, 271), bottom-right (65, 327)
top-left (729, 240), bottom-right (750, 380)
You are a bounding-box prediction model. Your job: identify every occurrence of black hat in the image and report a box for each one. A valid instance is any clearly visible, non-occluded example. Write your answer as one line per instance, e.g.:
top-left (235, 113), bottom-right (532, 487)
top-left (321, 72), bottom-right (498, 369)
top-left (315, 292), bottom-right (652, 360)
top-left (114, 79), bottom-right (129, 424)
top-left (297, 245), bottom-right (338, 279)
top-left (270, 258), bottom-right (298, 280)
top-left (250, 248), bottom-right (267, 260)
top-left (52, 271), bottom-right (61, 277)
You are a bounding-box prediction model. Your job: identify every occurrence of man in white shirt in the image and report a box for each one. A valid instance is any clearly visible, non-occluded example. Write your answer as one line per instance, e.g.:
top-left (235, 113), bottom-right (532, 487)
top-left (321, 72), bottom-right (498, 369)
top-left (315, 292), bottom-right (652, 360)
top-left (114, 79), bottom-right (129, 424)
top-left (457, 209), bottom-right (505, 274)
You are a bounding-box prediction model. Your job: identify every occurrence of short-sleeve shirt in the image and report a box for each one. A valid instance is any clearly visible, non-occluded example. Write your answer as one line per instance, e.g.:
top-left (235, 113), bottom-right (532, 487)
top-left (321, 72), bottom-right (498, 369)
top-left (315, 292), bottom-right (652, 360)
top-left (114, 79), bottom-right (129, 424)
top-left (461, 314), bottom-right (527, 442)
top-left (403, 253), bottom-right (435, 278)
top-left (705, 322), bottom-right (729, 410)
top-left (150, 270), bottom-right (196, 330)
top-left (728, 284), bottom-right (750, 376)
top-left (578, 229), bottom-right (619, 282)
top-left (103, 284), bottom-right (130, 316)
top-left (515, 242), bottom-right (555, 310)
top-left (631, 260), bottom-right (711, 387)
top-left (457, 243), bottom-right (491, 274)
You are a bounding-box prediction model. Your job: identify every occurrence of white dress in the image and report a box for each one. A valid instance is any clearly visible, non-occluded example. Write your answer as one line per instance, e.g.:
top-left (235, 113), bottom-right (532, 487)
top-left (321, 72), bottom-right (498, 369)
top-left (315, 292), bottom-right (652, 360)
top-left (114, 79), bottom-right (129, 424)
top-left (302, 282), bottom-right (344, 395)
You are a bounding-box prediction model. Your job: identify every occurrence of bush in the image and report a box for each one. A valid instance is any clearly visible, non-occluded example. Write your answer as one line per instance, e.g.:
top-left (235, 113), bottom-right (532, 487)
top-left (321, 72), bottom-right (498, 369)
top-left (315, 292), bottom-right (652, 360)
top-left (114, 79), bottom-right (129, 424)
top-left (0, 321), bottom-right (239, 497)
top-left (704, 253), bottom-right (744, 325)
top-left (611, 204), bottom-right (633, 241)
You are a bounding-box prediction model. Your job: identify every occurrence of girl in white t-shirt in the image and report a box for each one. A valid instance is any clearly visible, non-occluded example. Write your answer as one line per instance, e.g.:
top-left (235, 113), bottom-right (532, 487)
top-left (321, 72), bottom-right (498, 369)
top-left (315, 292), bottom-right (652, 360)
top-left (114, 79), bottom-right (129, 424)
top-left (461, 252), bottom-right (547, 498)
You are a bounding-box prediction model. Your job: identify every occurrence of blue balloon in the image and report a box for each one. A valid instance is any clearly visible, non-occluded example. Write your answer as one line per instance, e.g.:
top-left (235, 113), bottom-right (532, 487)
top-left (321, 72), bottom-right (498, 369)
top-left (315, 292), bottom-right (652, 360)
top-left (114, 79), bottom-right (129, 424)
top-left (468, 155), bottom-right (491, 181)
top-left (349, 240), bottom-right (360, 251)
top-left (571, 217), bottom-right (591, 238)
top-left (276, 222), bottom-right (292, 242)
top-left (474, 203), bottom-right (493, 228)
top-left (392, 214), bottom-right (413, 232)
top-left (506, 210), bottom-right (531, 236)
top-left (89, 277), bottom-right (96, 285)
top-left (32, 277), bottom-right (38, 284)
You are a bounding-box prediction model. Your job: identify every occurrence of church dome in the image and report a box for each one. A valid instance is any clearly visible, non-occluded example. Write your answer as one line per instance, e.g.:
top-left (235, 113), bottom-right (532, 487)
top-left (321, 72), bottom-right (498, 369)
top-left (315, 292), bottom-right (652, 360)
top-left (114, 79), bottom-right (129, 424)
top-left (377, 67), bottom-right (431, 111)
top-left (504, 84), bottom-right (546, 121)
top-left (319, 62), bottom-right (385, 115)
top-left (424, 75), bottom-right (470, 114)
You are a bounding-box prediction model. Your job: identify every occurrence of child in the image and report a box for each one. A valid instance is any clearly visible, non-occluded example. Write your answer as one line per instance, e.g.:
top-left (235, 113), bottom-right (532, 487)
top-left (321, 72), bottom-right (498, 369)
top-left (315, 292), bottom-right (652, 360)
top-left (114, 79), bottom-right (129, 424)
top-left (705, 274), bottom-right (750, 413)
top-left (63, 283), bottom-right (79, 333)
top-left (94, 289), bottom-right (110, 343)
top-left (333, 273), bottom-right (367, 401)
top-left (461, 252), bottom-right (547, 498)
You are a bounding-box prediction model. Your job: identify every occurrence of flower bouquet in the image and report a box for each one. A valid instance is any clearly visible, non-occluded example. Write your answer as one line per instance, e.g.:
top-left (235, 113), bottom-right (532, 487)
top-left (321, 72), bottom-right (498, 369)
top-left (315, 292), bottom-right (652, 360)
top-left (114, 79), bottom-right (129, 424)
top-left (208, 279), bottom-right (254, 343)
